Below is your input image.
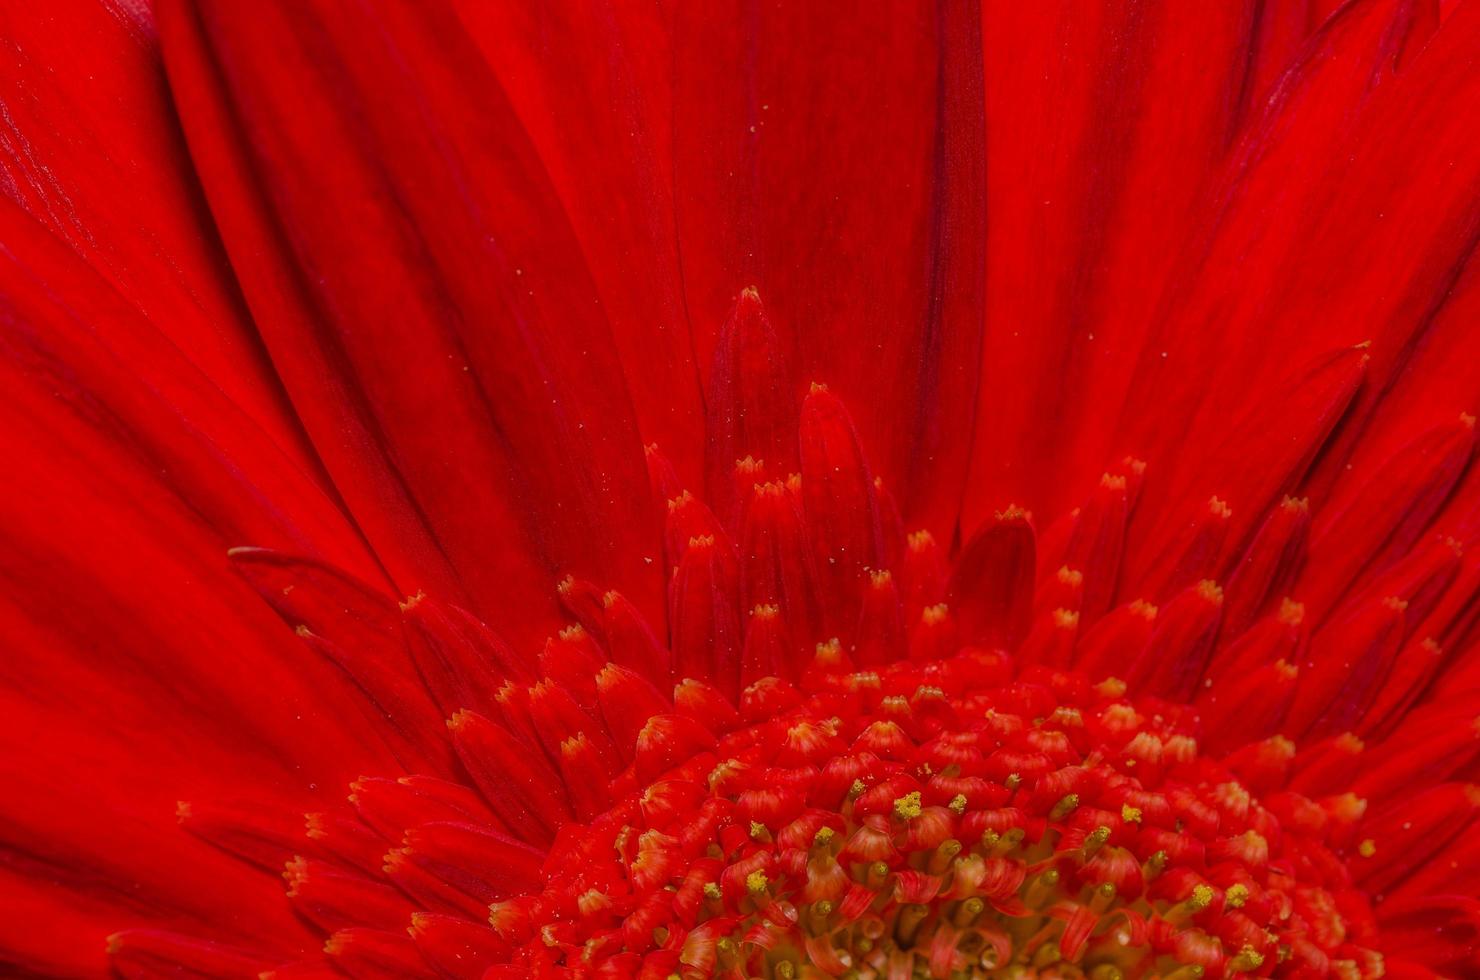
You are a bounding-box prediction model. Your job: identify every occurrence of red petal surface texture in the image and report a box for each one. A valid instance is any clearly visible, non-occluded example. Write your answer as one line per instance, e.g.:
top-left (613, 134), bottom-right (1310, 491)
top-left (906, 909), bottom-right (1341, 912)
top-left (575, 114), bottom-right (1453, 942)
top-left (0, 0), bottom-right (1477, 976)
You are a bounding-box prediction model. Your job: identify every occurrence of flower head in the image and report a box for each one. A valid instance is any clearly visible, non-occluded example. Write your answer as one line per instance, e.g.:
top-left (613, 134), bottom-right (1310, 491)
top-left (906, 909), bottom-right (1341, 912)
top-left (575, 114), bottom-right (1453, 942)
top-left (3, 1), bottom-right (1480, 978)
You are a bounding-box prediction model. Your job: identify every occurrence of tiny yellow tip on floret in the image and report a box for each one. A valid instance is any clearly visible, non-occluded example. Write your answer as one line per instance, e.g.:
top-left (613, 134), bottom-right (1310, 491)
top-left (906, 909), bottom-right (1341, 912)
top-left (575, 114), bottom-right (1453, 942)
top-left (1226, 883), bottom-right (1250, 908)
top-left (1128, 599), bottom-right (1158, 621)
top-left (746, 870), bottom-right (770, 893)
top-left (1358, 838), bottom-right (1377, 858)
top-left (1121, 804), bottom-right (1142, 823)
top-left (996, 503), bottom-right (1031, 522)
top-left (893, 791), bottom-right (924, 820)
top-left (703, 881), bottom-right (722, 899)
top-left (1190, 884), bottom-right (1214, 909)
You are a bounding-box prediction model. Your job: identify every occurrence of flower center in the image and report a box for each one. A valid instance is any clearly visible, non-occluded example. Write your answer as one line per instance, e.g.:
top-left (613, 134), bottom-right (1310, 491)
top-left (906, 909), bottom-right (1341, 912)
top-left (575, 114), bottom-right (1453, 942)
top-left (491, 644), bottom-right (1374, 979)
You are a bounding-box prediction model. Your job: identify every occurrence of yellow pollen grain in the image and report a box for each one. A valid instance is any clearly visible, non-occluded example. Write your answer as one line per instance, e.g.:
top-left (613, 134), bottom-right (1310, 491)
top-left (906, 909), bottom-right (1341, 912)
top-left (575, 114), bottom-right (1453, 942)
top-left (922, 603), bottom-right (949, 625)
top-left (809, 381), bottom-right (829, 394)
top-left (893, 791), bottom-right (924, 820)
top-left (745, 870), bottom-right (769, 893)
top-left (1052, 608), bottom-right (1079, 629)
top-left (1049, 793), bottom-right (1080, 820)
top-left (703, 882), bottom-right (722, 900)
top-left (848, 779), bottom-right (866, 799)
top-left (1057, 565), bottom-right (1084, 587)
top-left (748, 821), bottom-right (767, 839)
top-left (1190, 884), bottom-right (1214, 910)
top-left (1197, 579), bottom-right (1224, 605)
top-left (398, 589), bottom-right (425, 612)
top-left (907, 529), bottom-right (935, 552)
top-left (1128, 599), bottom-right (1158, 620)
top-left (1280, 494), bottom-right (1310, 513)
top-left (1274, 659), bottom-right (1299, 681)
top-left (304, 812), bottom-right (327, 840)
top-left (869, 568), bottom-right (893, 587)
top-left (1278, 598), bottom-right (1305, 626)
top-left (995, 503), bottom-right (1032, 522)
top-left (1121, 804), bottom-right (1142, 823)
top-left (1231, 945), bottom-right (1266, 971)
top-left (1100, 473), bottom-right (1127, 491)
top-left (1208, 496), bottom-right (1232, 519)
top-left (949, 794), bottom-right (968, 814)
top-left (813, 826), bottom-right (835, 847)
top-left (1358, 839), bottom-right (1377, 858)
top-left (1226, 883), bottom-right (1250, 908)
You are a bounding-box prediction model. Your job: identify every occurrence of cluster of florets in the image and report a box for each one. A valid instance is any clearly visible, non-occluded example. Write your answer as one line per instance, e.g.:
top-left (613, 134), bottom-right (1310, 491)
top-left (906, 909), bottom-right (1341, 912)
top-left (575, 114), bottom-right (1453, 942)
top-left (486, 647), bottom-right (1378, 979)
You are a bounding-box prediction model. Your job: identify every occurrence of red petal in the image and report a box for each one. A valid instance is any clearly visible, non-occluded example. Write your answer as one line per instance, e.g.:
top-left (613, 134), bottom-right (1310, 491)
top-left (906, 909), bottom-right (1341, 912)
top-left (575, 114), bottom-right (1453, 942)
top-left (670, 0), bottom-right (985, 534)
top-left (969, 0), bottom-right (1312, 524)
top-left (0, 1), bottom-right (304, 445)
top-left (159, 0), bottom-right (663, 645)
top-left (948, 509), bottom-right (1036, 649)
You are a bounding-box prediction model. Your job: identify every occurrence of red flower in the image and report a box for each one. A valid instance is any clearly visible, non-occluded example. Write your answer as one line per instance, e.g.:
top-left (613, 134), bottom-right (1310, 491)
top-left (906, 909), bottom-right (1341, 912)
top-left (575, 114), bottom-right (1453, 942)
top-left (2, 1), bottom-right (1479, 977)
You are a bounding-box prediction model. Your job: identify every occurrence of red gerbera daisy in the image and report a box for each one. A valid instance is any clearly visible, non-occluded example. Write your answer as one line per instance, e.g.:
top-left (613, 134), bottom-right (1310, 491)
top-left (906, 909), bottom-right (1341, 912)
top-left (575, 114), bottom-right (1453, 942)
top-left (2, 1), bottom-right (1479, 977)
